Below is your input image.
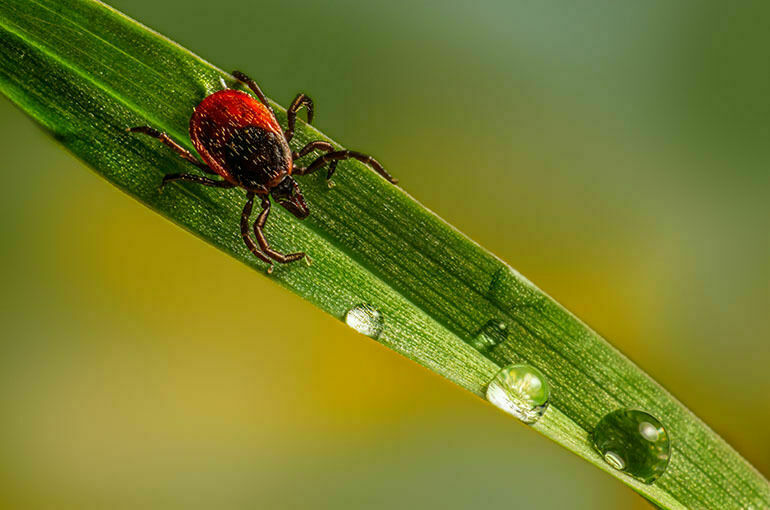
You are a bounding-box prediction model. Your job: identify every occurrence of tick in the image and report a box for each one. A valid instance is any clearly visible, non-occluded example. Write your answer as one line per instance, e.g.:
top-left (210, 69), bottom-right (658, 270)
top-left (129, 70), bottom-right (397, 271)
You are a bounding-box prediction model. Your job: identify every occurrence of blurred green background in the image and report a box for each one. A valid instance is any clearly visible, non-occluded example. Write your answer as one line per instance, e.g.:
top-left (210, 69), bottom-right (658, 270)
top-left (1, 0), bottom-right (768, 508)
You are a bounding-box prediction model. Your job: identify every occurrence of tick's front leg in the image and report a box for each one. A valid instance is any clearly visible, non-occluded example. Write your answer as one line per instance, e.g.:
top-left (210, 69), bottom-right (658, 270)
top-left (240, 192), bottom-right (274, 270)
top-left (253, 197), bottom-right (307, 265)
top-left (294, 148), bottom-right (397, 184)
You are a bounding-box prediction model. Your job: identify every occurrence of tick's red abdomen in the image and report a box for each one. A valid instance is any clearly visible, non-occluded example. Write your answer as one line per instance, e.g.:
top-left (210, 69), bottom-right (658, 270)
top-left (190, 89), bottom-right (291, 190)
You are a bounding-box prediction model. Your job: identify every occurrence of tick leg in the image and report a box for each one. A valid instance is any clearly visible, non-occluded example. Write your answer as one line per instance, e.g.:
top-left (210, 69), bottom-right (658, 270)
top-left (284, 93), bottom-right (314, 142)
top-left (294, 150), bottom-right (398, 184)
top-left (160, 173), bottom-right (235, 189)
top-left (292, 140), bottom-right (334, 160)
top-left (232, 70), bottom-right (276, 119)
top-left (292, 141), bottom-right (338, 182)
top-left (253, 197), bottom-right (307, 264)
top-left (241, 192), bottom-right (274, 268)
top-left (128, 126), bottom-right (214, 174)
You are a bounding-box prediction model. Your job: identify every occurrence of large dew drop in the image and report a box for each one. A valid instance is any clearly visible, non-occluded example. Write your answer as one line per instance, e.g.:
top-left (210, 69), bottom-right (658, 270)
top-left (345, 304), bottom-right (384, 339)
top-left (471, 319), bottom-right (508, 351)
top-left (591, 409), bottom-right (671, 484)
top-left (486, 364), bottom-right (551, 424)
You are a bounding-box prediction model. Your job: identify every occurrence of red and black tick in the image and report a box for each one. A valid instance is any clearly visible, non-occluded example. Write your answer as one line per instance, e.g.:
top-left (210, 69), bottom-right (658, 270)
top-left (129, 70), bottom-right (397, 271)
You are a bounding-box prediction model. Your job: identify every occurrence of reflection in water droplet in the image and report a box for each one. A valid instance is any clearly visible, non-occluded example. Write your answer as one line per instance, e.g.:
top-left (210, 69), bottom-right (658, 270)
top-left (345, 304), bottom-right (384, 339)
top-left (591, 409), bottom-right (671, 484)
top-left (471, 319), bottom-right (508, 351)
top-left (639, 421), bottom-right (660, 442)
top-left (604, 451), bottom-right (626, 470)
top-left (486, 364), bottom-right (551, 424)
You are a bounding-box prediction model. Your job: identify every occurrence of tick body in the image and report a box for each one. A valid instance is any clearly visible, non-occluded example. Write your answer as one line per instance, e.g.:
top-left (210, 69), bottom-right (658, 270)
top-left (129, 71), bottom-right (397, 271)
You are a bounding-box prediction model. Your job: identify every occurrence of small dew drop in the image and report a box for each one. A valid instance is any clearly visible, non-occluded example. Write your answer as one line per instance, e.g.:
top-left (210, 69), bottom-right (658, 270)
top-left (345, 304), bottom-right (384, 339)
top-left (486, 364), bottom-right (551, 424)
top-left (471, 319), bottom-right (508, 351)
top-left (591, 409), bottom-right (671, 484)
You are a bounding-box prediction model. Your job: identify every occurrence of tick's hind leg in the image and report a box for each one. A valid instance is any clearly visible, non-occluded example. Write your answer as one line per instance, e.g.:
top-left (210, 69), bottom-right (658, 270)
top-left (284, 93), bottom-right (314, 142)
top-left (232, 70), bottom-right (275, 118)
top-left (295, 149), bottom-right (398, 184)
top-left (253, 197), bottom-right (307, 265)
top-left (128, 126), bottom-right (214, 174)
top-left (241, 192), bottom-right (274, 269)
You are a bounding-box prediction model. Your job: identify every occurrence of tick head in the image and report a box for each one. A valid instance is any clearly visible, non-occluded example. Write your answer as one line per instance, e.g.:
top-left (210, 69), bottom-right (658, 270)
top-left (271, 176), bottom-right (309, 219)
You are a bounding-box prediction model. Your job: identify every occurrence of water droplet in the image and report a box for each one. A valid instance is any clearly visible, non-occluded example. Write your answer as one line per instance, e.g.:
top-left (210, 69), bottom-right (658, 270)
top-left (486, 364), bottom-right (551, 424)
top-left (591, 409), bottom-right (671, 484)
top-left (345, 304), bottom-right (384, 339)
top-left (471, 319), bottom-right (508, 351)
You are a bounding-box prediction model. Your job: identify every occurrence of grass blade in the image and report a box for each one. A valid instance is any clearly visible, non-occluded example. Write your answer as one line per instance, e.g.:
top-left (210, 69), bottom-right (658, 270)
top-left (0, 0), bottom-right (767, 507)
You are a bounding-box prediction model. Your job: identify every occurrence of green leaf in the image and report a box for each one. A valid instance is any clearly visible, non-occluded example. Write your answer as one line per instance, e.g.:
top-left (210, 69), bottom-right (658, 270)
top-left (0, 1), bottom-right (767, 507)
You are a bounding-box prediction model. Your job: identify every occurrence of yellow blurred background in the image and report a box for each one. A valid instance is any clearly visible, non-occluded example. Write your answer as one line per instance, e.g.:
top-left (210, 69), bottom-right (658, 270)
top-left (1, 1), bottom-right (768, 508)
